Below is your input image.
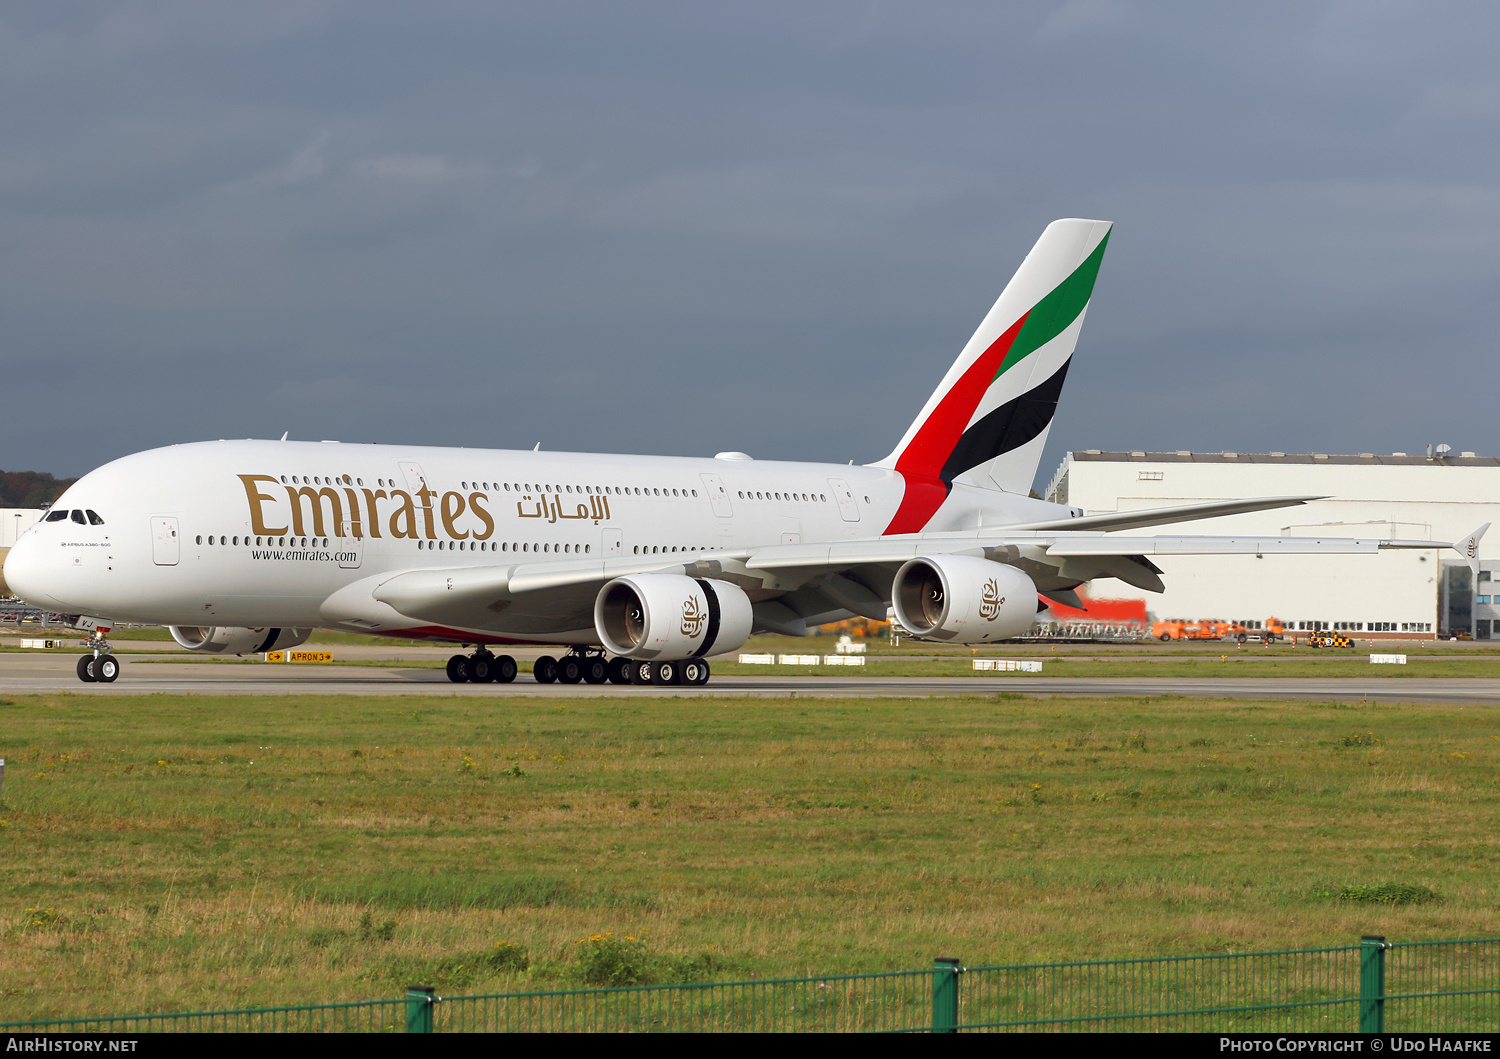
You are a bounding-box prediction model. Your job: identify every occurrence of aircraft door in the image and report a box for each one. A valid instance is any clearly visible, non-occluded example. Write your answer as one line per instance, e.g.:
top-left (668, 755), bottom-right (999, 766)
top-left (397, 461), bottom-right (429, 506)
top-left (338, 520), bottom-right (364, 569)
top-left (827, 478), bottom-right (861, 522)
top-left (699, 473), bottom-right (733, 518)
top-left (151, 517), bottom-right (179, 566)
top-left (602, 527), bottom-right (622, 557)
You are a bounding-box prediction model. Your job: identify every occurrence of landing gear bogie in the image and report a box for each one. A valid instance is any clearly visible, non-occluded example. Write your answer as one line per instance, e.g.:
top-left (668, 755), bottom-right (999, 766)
top-left (449, 648), bottom-right (517, 684)
top-left (649, 660), bottom-right (680, 686)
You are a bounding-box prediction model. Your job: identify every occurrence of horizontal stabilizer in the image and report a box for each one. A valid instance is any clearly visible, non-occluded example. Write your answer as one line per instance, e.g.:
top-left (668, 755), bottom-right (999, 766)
top-left (1455, 523), bottom-right (1489, 577)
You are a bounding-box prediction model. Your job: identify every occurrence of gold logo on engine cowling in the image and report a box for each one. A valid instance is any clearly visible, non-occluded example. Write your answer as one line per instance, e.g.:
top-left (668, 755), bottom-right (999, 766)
top-left (681, 595), bottom-right (707, 638)
top-left (979, 578), bottom-right (1005, 621)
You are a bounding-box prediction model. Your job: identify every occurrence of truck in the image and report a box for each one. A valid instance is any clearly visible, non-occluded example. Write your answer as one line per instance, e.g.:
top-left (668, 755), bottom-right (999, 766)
top-left (1152, 617), bottom-right (1286, 644)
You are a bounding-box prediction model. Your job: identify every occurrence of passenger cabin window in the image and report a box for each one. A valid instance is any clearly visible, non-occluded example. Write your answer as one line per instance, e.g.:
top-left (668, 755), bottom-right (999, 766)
top-left (86, 510), bottom-right (105, 526)
top-left (45, 510), bottom-right (68, 522)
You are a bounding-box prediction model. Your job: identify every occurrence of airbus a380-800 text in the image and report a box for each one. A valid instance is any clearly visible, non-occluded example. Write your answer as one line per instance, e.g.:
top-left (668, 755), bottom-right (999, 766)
top-left (4, 219), bottom-right (1481, 685)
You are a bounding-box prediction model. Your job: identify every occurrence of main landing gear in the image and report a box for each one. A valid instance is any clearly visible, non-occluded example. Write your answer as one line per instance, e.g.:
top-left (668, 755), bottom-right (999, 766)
top-left (445, 647), bottom-right (518, 684)
top-left (533, 649), bottom-right (611, 685)
top-left (444, 647), bottom-right (713, 686)
top-left (75, 632), bottom-right (119, 683)
top-left (618, 657), bottom-right (711, 687)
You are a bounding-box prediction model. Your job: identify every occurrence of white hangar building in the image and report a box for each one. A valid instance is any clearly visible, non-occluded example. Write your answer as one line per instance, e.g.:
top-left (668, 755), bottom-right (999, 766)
top-left (1044, 450), bottom-right (1500, 640)
top-left (1, 508), bottom-right (42, 548)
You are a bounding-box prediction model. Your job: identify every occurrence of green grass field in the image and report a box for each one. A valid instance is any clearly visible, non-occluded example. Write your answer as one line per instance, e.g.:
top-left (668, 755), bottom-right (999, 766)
top-left (2, 690), bottom-right (1499, 1021)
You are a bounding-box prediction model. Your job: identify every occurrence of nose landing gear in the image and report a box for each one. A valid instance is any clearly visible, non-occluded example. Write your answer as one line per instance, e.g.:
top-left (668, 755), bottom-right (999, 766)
top-left (76, 632), bottom-right (118, 683)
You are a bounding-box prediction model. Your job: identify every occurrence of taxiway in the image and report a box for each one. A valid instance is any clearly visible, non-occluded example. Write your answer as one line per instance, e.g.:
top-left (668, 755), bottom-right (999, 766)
top-left (3, 653), bottom-right (1499, 703)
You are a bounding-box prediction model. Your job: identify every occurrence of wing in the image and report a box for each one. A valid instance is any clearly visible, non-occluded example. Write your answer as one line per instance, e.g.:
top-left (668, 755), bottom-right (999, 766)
top-left (322, 526), bottom-right (1455, 637)
top-left (1004, 494), bottom-right (1325, 532)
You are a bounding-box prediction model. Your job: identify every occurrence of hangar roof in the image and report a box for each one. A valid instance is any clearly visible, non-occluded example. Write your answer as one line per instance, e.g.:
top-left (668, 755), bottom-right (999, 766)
top-left (1067, 450), bottom-right (1500, 467)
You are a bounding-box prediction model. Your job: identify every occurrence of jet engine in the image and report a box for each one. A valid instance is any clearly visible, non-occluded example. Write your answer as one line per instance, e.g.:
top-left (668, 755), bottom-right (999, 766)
top-left (891, 555), bottom-right (1039, 642)
top-left (169, 626), bottom-right (313, 655)
top-left (594, 574), bottom-right (753, 660)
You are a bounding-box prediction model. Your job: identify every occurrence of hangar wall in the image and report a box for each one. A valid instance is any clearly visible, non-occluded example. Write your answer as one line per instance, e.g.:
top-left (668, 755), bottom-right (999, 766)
top-left (1044, 451), bottom-right (1500, 639)
top-left (0, 509), bottom-right (43, 599)
top-left (1, 509), bottom-right (41, 548)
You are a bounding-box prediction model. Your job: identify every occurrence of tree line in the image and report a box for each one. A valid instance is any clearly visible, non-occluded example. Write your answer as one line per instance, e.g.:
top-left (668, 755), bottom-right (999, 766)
top-left (0, 470), bottom-right (78, 508)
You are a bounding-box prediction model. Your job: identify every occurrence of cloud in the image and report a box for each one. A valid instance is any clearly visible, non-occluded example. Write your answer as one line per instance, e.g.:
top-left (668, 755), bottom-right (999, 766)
top-left (2, 3), bottom-right (1500, 482)
top-left (257, 133), bottom-right (329, 188)
top-left (351, 155), bottom-right (487, 185)
top-left (1034, 0), bottom-right (1130, 42)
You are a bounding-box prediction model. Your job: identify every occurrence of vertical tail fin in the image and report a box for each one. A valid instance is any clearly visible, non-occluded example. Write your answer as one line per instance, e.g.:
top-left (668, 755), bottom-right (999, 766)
top-left (875, 218), bottom-right (1111, 533)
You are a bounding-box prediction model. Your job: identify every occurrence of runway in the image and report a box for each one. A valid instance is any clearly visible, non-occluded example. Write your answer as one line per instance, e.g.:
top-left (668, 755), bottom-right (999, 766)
top-left (4, 654), bottom-right (1500, 703)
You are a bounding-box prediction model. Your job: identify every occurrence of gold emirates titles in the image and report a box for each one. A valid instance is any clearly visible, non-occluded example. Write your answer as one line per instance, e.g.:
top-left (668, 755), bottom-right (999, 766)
top-left (237, 475), bottom-right (612, 542)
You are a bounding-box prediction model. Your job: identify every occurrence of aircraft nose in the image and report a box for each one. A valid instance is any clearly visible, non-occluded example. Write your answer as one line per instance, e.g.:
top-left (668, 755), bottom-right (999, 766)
top-left (2, 532), bottom-right (61, 608)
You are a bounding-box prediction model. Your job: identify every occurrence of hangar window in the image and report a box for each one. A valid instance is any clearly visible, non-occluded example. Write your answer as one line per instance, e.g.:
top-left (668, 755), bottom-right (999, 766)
top-left (1138, 470), bottom-right (1164, 481)
top-left (86, 510), bottom-right (105, 525)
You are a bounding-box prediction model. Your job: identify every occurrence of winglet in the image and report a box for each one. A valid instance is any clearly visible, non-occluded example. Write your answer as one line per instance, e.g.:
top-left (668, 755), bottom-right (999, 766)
top-left (1455, 523), bottom-right (1489, 578)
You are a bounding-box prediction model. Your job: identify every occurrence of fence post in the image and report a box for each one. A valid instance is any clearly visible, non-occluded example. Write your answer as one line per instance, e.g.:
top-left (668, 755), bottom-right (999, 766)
top-left (1359, 935), bottom-right (1387, 1033)
top-left (933, 957), bottom-right (961, 1033)
top-left (406, 985), bottom-right (436, 1033)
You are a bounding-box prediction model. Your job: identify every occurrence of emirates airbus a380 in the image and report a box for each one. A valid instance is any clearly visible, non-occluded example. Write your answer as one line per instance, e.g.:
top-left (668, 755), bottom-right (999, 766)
top-left (4, 220), bottom-right (1477, 685)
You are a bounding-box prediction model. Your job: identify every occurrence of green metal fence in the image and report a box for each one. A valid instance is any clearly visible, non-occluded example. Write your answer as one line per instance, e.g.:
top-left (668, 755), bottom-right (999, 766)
top-left (0, 998), bottom-right (407, 1034)
top-left (427, 969), bottom-right (933, 1032)
top-left (3, 936), bottom-right (1496, 1033)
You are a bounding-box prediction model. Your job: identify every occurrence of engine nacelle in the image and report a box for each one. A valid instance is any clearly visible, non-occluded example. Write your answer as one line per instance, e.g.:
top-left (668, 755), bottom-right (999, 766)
top-left (891, 555), bottom-right (1039, 643)
top-left (594, 574), bottom-right (753, 660)
top-left (169, 626), bottom-right (313, 655)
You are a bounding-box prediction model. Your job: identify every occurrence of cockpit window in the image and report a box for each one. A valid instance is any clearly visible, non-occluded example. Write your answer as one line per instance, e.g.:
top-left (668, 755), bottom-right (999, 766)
top-left (45, 510), bottom-right (68, 522)
top-left (70, 510), bottom-right (86, 524)
top-left (86, 510), bottom-right (105, 526)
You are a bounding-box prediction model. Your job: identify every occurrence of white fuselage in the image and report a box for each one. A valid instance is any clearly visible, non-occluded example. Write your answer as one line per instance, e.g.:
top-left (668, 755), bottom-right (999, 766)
top-left (5, 440), bottom-right (1070, 645)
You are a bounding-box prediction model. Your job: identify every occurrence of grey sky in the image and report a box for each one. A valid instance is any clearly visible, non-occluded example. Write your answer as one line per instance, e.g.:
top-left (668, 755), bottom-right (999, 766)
top-left (4, 2), bottom-right (1497, 487)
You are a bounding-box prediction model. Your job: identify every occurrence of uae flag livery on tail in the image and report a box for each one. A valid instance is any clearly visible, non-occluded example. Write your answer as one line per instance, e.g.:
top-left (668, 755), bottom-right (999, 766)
top-left (874, 219), bottom-right (1111, 535)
